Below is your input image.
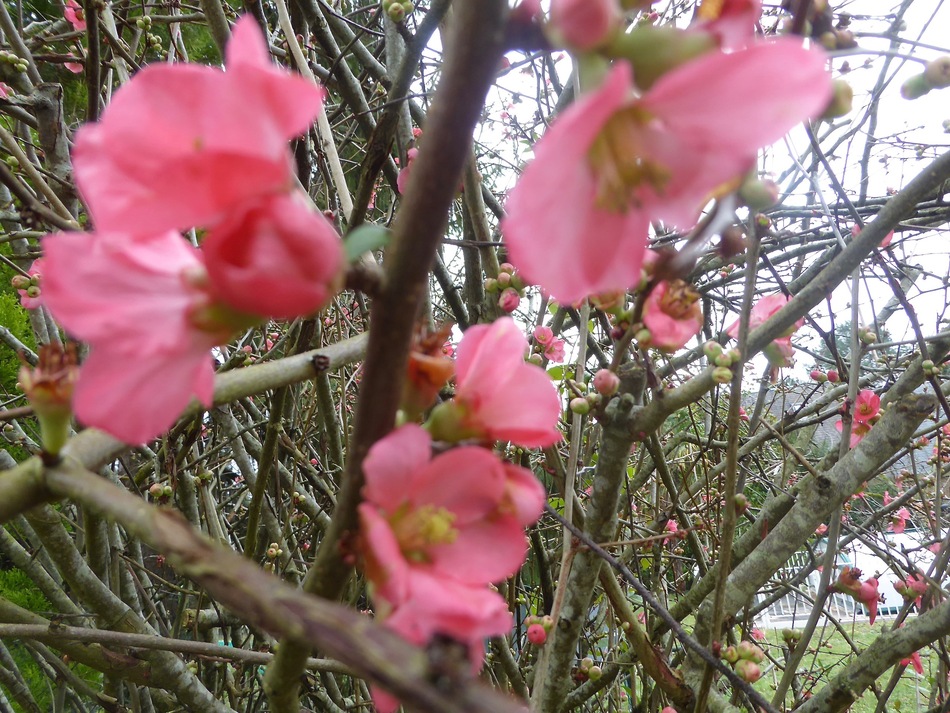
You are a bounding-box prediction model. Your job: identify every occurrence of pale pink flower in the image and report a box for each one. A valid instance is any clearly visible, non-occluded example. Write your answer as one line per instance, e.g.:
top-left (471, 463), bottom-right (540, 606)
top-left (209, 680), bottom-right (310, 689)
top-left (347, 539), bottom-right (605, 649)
top-left (73, 16), bottom-right (323, 234)
top-left (834, 566), bottom-right (880, 624)
top-left (503, 44), bottom-right (830, 304)
top-left (726, 293), bottom-right (804, 339)
top-left (533, 324), bottom-right (554, 345)
top-left (883, 491), bottom-right (893, 507)
top-left (64, 0), bottom-right (86, 31)
top-left (642, 279), bottom-right (703, 352)
top-left (41, 230), bottom-right (235, 444)
top-left (429, 318), bottom-right (561, 447)
top-left (0, 82), bottom-right (10, 99)
top-left (815, 523), bottom-right (828, 537)
top-left (201, 194), bottom-right (342, 319)
top-left (544, 337), bottom-right (566, 363)
top-left (549, 0), bottom-right (621, 51)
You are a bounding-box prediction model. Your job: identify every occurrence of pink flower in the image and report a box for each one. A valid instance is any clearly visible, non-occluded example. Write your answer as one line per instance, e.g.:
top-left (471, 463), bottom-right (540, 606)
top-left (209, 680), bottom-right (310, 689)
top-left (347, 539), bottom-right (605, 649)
top-left (890, 507), bottom-right (911, 535)
top-left (544, 337), bottom-right (566, 363)
top-left (751, 627), bottom-right (766, 642)
top-left (533, 324), bottom-right (554, 345)
top-left (64, 58), bottom-right (83, 73)
top-left (41, 231), bottom-right (239, 444)
top-left (883, 491), bottom-right (893, 506)
top-left (763, 336), bottom-right (795, 368)
top-left (429, 318), bottom-right (561, 447)
top-left (64, 0), bottom-right (86, 31)
top-left (201, 194), bottom-right (342, 319)
top-left (73, 16), bottom-right (323, 235)
top-left (852, 223), bottom-right (894, 248)
top-left (357, 425), bottom-right (543, 711)
top-left (642, 279), bottom-right (703, 352)
top-left (359, 425), bottom-right (544, 602)
top-left (853, 389), bottom-right (881, 424)
top-left (503, 41), bottom-right (831, 304)
top-left (549, 0), bottom-right (621, 51)
top-left (815, 524), bottom-right (828, 536)
top-left (0, 82), bottom-right (10, 99)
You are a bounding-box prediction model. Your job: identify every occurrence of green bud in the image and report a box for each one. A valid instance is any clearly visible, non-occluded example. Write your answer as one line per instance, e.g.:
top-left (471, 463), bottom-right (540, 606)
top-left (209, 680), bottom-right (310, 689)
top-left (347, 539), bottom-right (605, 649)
top-left (605, 26), bottom-right (716, 91)
top-left (821, 79), bottom-right (853, 119)
top-left (712, 366), bottom-right (733, 384)
top-left (901, 74), bottom-right (933, 100)
top-left (569, 397), bottom-right (590, 415)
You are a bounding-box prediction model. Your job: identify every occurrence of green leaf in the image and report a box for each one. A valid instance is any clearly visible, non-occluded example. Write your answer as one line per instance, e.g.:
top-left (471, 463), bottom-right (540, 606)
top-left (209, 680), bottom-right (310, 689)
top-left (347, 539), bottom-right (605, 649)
top-left (547, 365), bottom-right (565, 381)
top-left (344, 225), bottom-right (390, 263)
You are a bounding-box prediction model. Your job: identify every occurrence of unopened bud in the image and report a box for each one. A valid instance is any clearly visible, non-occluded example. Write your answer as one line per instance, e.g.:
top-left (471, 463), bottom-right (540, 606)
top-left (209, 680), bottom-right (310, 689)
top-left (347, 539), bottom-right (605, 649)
top-left (10, 275), bottom-right (30, 290)
top-left (527, 624), bottom-right (547, 646)
top-left (498, 287), bottom-right (520, 313)
top-left (735, 658), bottom-right (761, 683)
top-left (734, 493), bottom-right (749, 515)
top-left (484, 277), bottom-right (499, 292)
top-left (821, 79), bottom-right (854, 119)
top-left (901, 74), bottom-right (933, 100)
top-left (810, 369), bottom-right (827, 383)
top-left (587, 665), bottom-right (602, 680)
top-left (569, 397), bottom-right (590, 415)
top-left (738, 177), bottom-right (780, 211)
top-left (826, 369), bottom-right (840, 383)
top-left (924, 57), bottom-right (950, 88)
top-left (592, 368), bottom-right (620, 397)
top-left (712, 366), bottom-right (733, 384)
top-left (703, 341), bottom-right (724, 359)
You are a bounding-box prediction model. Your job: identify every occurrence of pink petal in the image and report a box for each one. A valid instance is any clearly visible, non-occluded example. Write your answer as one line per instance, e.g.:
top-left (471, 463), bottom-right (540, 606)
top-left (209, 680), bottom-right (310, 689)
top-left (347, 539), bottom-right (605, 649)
top-left (362, 425), bottom-right (432, 510)
top-left (410, 446), bottom-right (506, 522)
top-left (643, 39), bottom-right (832, 155)
top-left (428, 515), bottom-right (528, 584)
top-left (202, 194), bottom-right (343, 319)
top-left (357, 504), bottom-right (410, 604)
top-left (73, 344), bottom-right (213, 444)
top-left (502, 464), bottom-right (546, 527)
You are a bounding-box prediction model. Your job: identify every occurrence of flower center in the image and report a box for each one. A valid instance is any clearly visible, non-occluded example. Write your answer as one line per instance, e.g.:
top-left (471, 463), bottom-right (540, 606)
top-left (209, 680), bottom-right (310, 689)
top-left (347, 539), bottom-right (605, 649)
top-left (587, 107), bottom-right (670, 213)
top-left (659, 279), bottom-right (701, 319)
top-left (390, 504), bottom-right (458, 563)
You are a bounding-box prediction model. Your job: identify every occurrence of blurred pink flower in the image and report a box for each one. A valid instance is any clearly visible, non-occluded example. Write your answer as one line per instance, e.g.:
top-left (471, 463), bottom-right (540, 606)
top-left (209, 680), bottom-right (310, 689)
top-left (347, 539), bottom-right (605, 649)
top-left (833, 566), bottom-right (880, 624)
top-left (40, 230), bottom-right (241, 444)
top-left (692, 0), bottom-right (761, 49)
top-left (503, 41), bottom-right (831, 304)
top-left (836, 418), bottom-right (871, 448)
top-left (201, 194), bottom-right (342, 319)
top-left (549, 0), bottom-right (620, 51)
top-left (642, 279), bottom-right (703, 352)
top-left (73, 16), bottom-right (323, 234)
top-left (64, 0), bottom-right (86, 31)
top-left (726, 293), bottom-right (804, 339)
top-left (396, 147), bottom-right (418, 195)
top-left (429, 318), bottom-right (561, 447)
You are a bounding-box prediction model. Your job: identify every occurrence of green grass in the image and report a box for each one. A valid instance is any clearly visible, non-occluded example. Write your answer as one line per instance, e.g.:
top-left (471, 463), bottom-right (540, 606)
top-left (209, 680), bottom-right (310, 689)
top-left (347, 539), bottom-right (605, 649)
top-left (755, 622), bottom-right (936, 712)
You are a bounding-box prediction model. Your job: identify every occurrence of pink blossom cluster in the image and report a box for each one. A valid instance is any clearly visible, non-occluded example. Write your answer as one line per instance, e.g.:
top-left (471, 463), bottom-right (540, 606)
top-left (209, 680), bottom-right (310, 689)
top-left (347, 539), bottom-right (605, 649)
top-left (532, 324), bottom-right (567, 363)
top-left (359, 318), bottom-right (560, 711)
top-left (40, 17), bottom-right (343, 444)
top-left (503, 0), bottom-right (832, 305)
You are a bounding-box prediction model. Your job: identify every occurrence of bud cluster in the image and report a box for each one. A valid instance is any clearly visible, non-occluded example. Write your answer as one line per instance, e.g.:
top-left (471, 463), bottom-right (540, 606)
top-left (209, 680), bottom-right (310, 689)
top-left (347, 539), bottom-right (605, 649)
top-left (703, 341), bottom-right (741, 384)
top-left (148, 482), bottom-right (174, 503)
top-left (721, 640), bottom-right (765, 683)
top-left (524, 614), bottom-right (553, 647)
top-left (901, 57), bottom-right (950, 100)
top-left (381, 0), bottom-right (414, 23)
top-left (574, 656), bottom-right (603, 682)
top-left (485, 263), bottom-right (526, 314)
top-left (0, 50), bottom-right (28, 74)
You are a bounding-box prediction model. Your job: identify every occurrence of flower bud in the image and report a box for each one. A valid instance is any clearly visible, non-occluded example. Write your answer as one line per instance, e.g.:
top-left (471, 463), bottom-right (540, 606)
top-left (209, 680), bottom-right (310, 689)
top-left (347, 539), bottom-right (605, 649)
top-left (498, 287), bottom-right (521, 313)
top-left (714, 353), bottom-right (733, 368)
top-left (810, 369), bottom-right (827, 383)
top-left (580, 657), bottom-right (594, 671)
top-left (497, 272), bottom-right (512, 288)
top-left (549, 0), bottom-right (621, 51)
top-left (587, 665), bottom-right (603, 680)
top-left (712, 366), bottom-right (733, 384)
top-left (527, 624), bottom-right (547, 646)
top-left (722, 645), bottom-right (739, 664)
top-left (821, 79), bottom-right (854, 119)
top-left (734, 493), bottom-right (749, 515)
top-left (737, 640), bottom-right (764, 663)
top-left (735, 658), bottom-right (761, 683)
top-left (738, 176), bottom-right (780, 211)
top-left (18, 343), bottom-right (79, 460)
top-left (484, 277), bottom-right (499, 293)
top-left (703, 341), bottom-right (724, 359)
top-left (569, 397), bottom-right (590, 415)
top-left (924, 56), bottom-right (950, 89)
top-left (592, 368), bottom-right (620, 397)
top-left (901, 74), bottom-right (933, 100)
top-left (10, 275), bottom-right (30, 290)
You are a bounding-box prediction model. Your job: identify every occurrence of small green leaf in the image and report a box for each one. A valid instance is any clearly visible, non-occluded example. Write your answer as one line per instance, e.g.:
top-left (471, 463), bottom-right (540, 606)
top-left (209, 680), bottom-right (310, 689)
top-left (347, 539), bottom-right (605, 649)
top-left (344, 225), bottom-right (390, 263)
top-left (547, 365), bottom-right (564, 381)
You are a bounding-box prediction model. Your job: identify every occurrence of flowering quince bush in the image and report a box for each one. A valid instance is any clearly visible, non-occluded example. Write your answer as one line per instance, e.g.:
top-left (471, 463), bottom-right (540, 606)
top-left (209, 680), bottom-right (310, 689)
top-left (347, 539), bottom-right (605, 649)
top-left (2, 1), bottom-right (950, 713)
